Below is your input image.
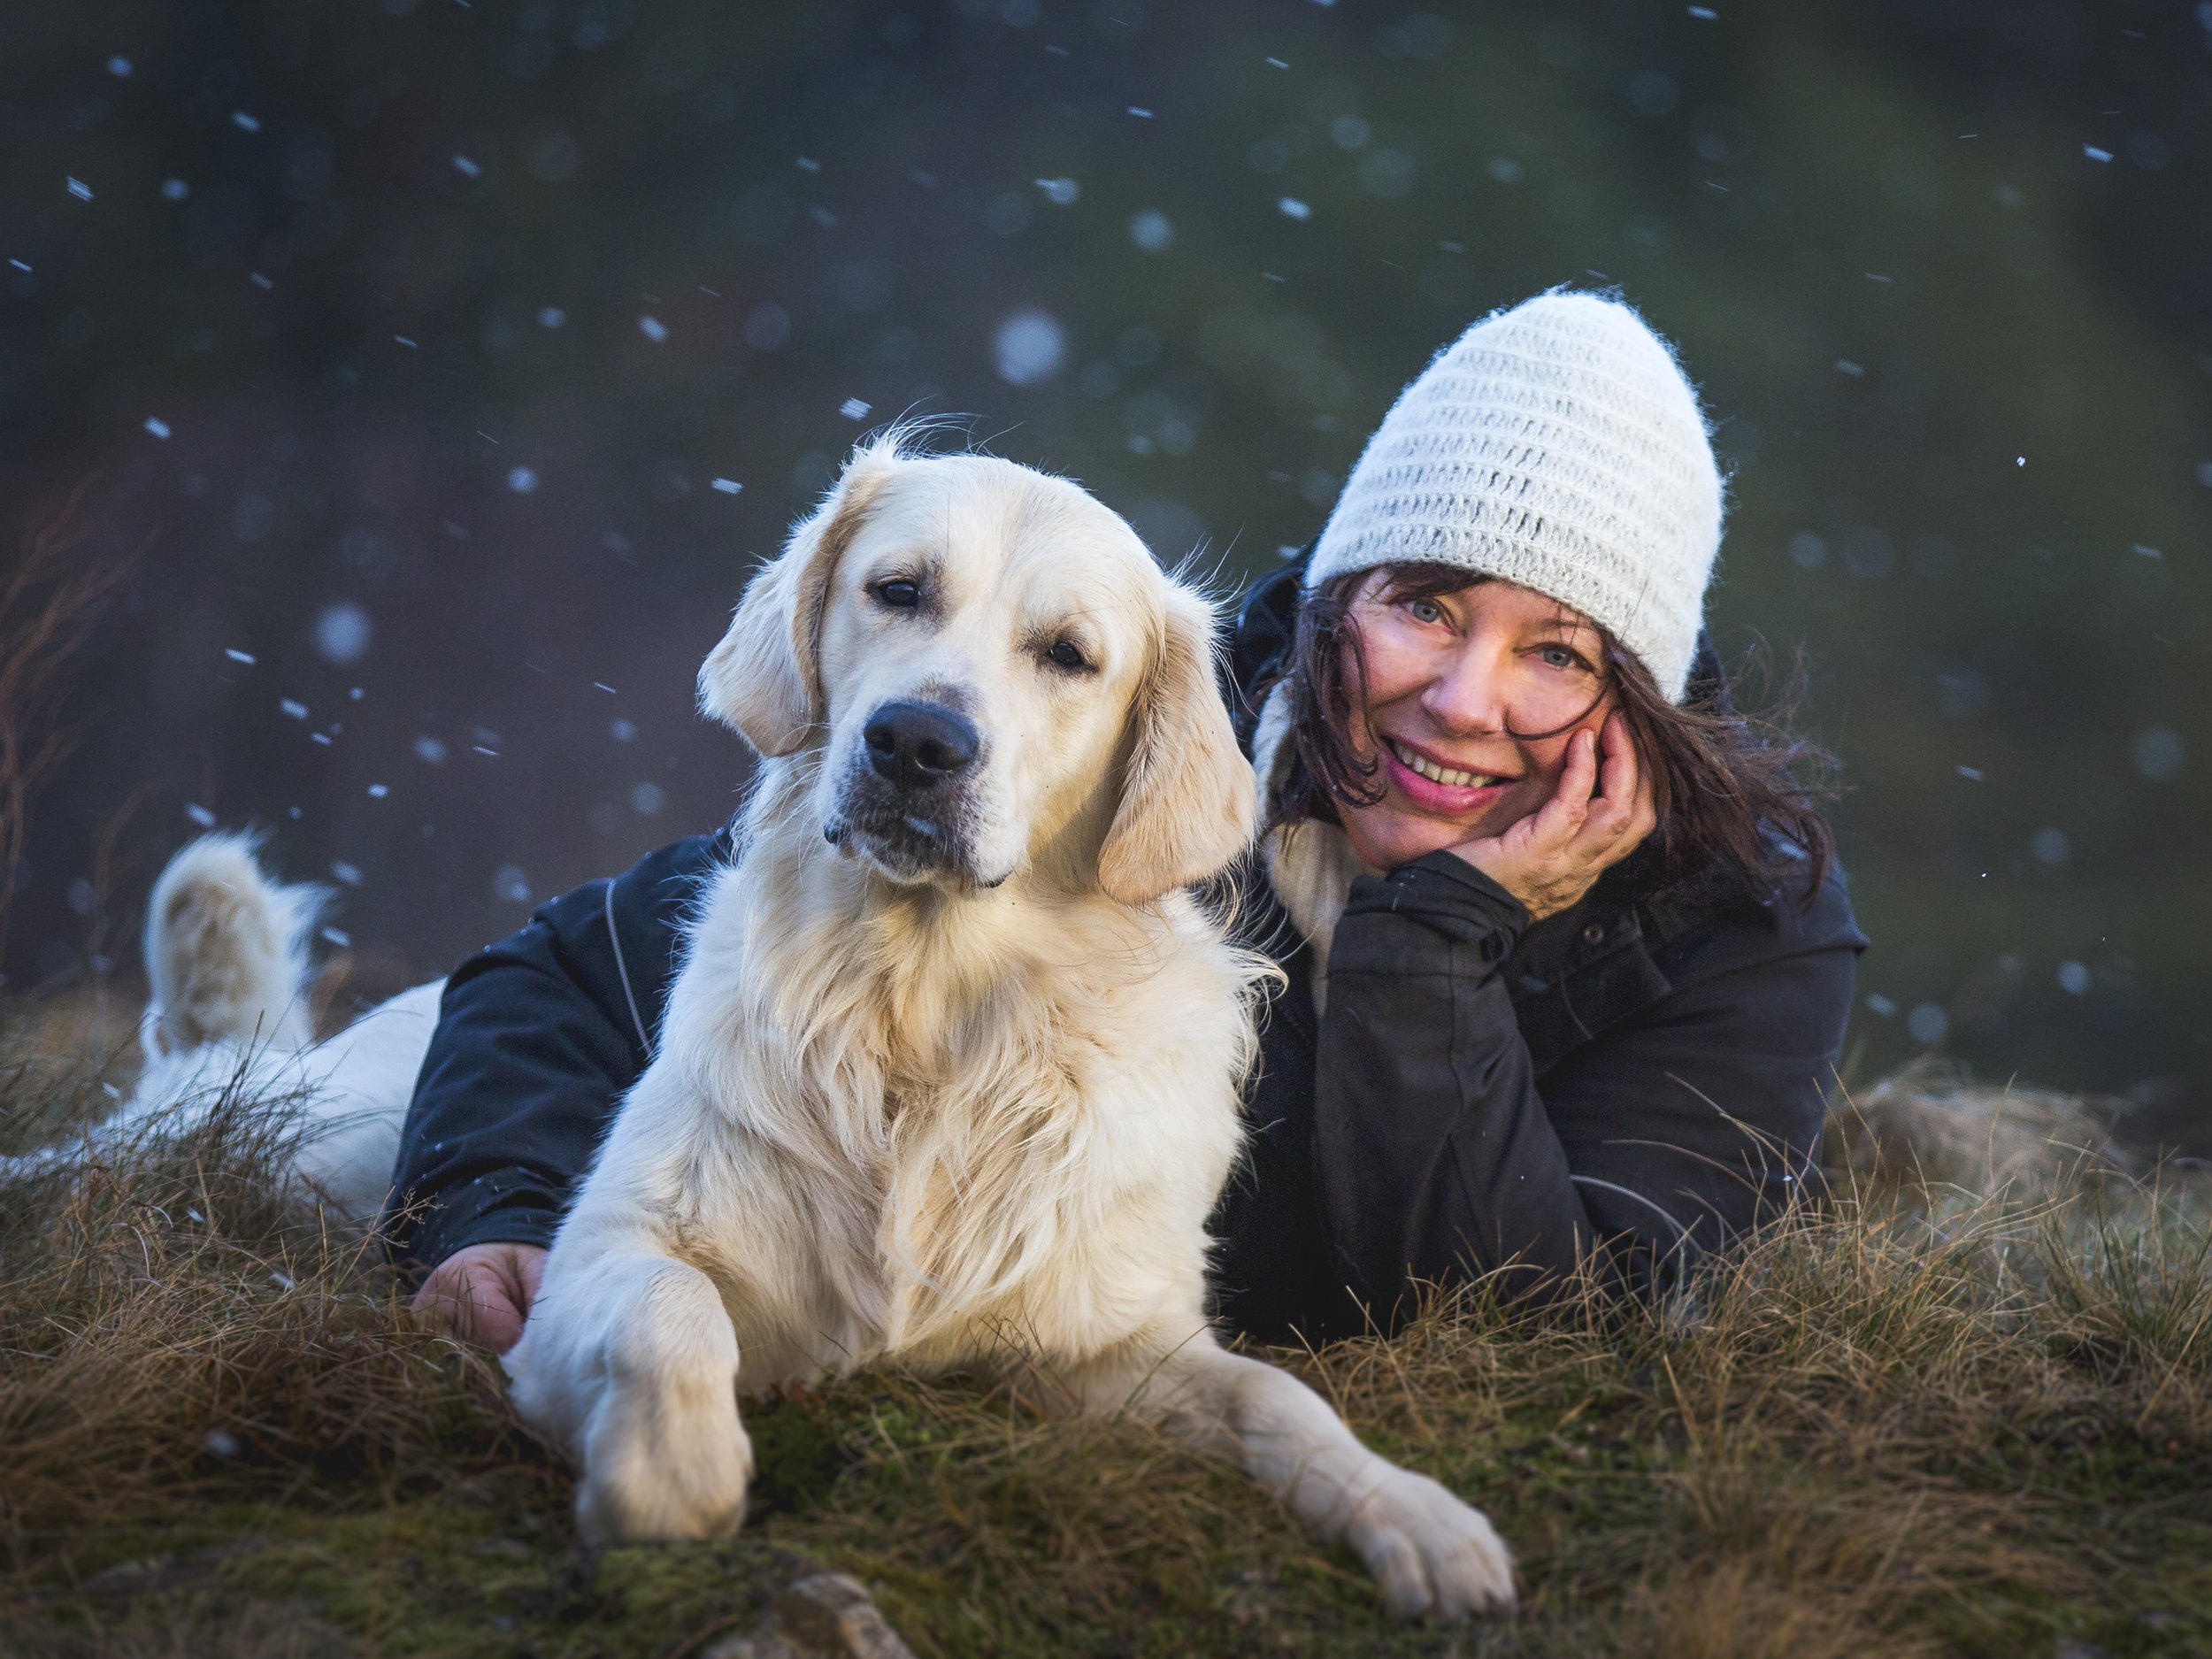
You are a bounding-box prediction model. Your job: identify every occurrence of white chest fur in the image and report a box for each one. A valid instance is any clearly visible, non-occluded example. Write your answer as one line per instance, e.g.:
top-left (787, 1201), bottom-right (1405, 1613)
top-left (550, 833), bottom-right (1262, 1386)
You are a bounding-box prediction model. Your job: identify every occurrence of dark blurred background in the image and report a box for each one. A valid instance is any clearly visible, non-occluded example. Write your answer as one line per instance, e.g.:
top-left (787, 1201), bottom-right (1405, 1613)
top-left (2, 0), bottom-right (2207, 1148)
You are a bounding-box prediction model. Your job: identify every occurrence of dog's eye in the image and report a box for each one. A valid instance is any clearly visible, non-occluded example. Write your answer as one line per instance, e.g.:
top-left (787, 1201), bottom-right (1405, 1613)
top-left (872, 579), bottom-right (921, 609)
top-left (1045, 638), bottom-right (1088, 672)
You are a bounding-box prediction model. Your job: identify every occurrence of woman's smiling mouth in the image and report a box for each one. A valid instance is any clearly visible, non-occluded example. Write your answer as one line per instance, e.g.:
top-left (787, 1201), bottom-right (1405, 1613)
top-left (1384, 734), bottom-right (1513, 791)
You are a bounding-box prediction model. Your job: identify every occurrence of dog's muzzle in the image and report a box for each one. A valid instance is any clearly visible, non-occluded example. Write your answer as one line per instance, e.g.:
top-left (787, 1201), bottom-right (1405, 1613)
top-left (827, 698), bottom-right (989, 884)
top-left (862, 700), bottom-right (978, 790)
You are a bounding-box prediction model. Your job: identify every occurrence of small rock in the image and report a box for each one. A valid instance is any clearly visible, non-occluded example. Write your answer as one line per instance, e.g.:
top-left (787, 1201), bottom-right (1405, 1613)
top-left (703, 1570), bottom-right (915, 1659)
top-left (775, 1574), bottom-right (916, 1659)
top-left (2053, 1641), bottom-right (2112, 1659)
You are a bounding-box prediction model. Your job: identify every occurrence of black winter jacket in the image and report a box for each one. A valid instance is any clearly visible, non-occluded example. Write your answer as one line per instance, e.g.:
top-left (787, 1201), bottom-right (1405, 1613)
top-left (386, 565), bottom-right (1866, 1342)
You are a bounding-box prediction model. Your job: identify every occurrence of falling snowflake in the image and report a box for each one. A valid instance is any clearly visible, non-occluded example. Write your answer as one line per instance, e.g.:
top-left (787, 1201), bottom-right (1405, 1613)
top-left (1128, 209), bottom-right (1174, 251)
top-left (993, 310), bottom-right (1065, 386)
top-left (312, 603), bottom-right (373, 664)
top-left (2132, 726), bottom-right (2185, 780)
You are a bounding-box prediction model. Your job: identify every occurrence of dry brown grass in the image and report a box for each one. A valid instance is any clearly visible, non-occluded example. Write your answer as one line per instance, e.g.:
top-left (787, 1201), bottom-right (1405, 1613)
top-left (1825, 1057), bottom-right (2131, 1200)
top-left (0, 1041), bottom-right (540, 1570)
top-left (1, 1005), bottom-right (2206, 1656)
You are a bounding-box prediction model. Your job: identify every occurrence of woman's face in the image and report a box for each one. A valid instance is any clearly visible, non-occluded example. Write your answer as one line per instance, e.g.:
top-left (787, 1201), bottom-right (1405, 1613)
top-left (1335, 572), bottom-right (1616, 872)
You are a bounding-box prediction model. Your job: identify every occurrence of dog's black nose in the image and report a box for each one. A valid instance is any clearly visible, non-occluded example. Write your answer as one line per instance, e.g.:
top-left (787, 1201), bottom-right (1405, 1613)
top-left (863, 700), bottom-right (978, 789)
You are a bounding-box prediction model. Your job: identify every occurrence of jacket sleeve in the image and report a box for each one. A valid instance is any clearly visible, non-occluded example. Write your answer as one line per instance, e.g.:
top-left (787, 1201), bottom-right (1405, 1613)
top-left (381, 828), bottom-right (728, 1274)
top-left (1310, 851), bottom-right (1855, 1313)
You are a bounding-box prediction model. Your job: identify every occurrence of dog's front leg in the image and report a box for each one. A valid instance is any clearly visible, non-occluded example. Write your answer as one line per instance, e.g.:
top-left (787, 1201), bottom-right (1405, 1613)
top-left (1057, 1327), bottom-right (1515, 1620)
top-left (506, 1244), bottom-right (753, 1545)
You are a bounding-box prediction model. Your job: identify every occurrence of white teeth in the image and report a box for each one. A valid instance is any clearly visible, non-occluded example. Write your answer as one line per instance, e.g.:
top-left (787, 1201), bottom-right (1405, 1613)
top-left (1389, 738), bottom-right (1498, 790)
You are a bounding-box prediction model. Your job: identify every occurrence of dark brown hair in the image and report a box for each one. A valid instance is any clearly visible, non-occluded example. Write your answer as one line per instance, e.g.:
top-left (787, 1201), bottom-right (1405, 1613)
top-left (1271, 563), bottom-right (1835, 903)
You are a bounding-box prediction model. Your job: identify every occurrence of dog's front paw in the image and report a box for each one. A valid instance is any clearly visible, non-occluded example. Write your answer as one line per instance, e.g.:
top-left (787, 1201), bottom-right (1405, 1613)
top-left (575, 1414), bottom-right (755, 1545)
top-left (1344, 1465), bottom-right (1516, 1621)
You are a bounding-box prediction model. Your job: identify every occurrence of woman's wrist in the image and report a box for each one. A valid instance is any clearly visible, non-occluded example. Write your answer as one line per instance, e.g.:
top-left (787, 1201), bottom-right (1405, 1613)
top-left (1449, 849), bottom-right (1595, 923)
top-left (1346, 851), bottom-right (1531, 956)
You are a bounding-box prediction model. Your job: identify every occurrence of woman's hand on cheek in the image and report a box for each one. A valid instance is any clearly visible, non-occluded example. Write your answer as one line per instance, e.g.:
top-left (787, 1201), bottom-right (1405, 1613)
top-left (1446, 712), bottom-right (1657, 923)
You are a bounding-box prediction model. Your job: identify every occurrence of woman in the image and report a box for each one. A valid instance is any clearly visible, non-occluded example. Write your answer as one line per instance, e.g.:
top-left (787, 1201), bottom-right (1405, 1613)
top-left (392, 292), bottom-right (1864, 1351)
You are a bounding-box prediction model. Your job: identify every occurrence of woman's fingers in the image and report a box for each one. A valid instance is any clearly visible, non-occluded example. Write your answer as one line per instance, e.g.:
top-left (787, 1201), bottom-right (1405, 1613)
top-left (1628, 763), bottom-right (1659, 844)
top-left (1584, 714), bottom-right (1646, 843)
top-left (1596, 711), bottom-right (1636, 803)
top-left (515, 1240), bottom-right (547, 1311)
top-left (1610, 713), bottom-right (1659, 848)
top-left (1593, 717), bottom-right (1646, 845)
top-left (412, 1242), bottom-right (549, 1354)
top-left (1545, 727), bottom-right (1599, 833)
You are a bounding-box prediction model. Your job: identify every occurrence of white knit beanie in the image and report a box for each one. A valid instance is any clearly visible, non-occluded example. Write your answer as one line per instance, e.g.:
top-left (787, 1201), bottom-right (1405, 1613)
top-left (1306, 290), bottom-right (1724, 702)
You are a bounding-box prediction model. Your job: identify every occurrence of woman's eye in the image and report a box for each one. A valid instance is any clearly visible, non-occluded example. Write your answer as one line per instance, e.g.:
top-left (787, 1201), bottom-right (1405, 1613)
top-left (1046, 638), bottom-right (1088, 672)
top-left (1538, 644), bottom-right (1587, 672)
top-left (1405, 598), bottom-right (1446, 625)
top-left (874, 579), bottom-right (921, 609)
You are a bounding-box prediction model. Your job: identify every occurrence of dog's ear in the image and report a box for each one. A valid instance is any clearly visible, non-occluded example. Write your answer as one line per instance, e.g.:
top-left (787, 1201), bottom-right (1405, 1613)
top-left (698, 445), bottom-right (896, 755)
top-left (1098, 585), bottom-right (1257, 904)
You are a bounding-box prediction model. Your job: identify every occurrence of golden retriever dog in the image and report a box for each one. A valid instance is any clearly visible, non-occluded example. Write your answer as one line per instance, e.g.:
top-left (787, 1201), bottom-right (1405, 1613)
top-left (68, 437), bottom-right (1515, 1620)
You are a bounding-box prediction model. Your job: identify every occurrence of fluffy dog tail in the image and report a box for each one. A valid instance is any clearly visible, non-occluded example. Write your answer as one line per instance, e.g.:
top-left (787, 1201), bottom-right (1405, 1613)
top-left (143, 833), bottom-right (324, 1056)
